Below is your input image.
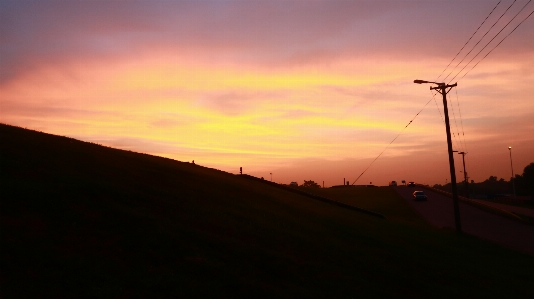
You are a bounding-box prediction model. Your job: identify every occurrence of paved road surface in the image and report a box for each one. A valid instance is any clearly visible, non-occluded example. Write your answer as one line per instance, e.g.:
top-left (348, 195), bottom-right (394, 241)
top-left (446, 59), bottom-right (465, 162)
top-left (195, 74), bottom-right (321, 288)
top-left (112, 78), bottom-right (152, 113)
top-left (394, 186), bottom-right (534, 255)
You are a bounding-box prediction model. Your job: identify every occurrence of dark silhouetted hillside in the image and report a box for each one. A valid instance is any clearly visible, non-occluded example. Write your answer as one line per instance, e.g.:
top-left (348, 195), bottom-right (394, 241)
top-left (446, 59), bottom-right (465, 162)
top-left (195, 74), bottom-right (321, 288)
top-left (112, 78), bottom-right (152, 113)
top-left (1, 123), bottom-right (534, 298)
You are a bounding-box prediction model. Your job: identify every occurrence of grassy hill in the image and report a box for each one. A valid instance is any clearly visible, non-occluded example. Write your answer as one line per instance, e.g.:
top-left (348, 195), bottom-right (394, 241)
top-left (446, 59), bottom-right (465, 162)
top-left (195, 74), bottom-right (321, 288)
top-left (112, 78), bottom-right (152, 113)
top-left (1, 123), bottom-right (533, 298)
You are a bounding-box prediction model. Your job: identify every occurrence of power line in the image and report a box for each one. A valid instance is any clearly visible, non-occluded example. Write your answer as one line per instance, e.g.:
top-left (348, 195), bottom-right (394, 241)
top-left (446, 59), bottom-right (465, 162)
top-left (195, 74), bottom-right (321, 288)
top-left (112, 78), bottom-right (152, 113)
top-left (431, 90), bottom-right (460, 150)
top-left (436, 0), bottom-right (502, 82)
top-left (432, 88), bottom-right (463, 153)
top-left (349, 89), bottom-right (466, 185)
top-left (430, 89), bottom-right (461, 154)
top-left (449, 0), bottom-right (532, 83)
top-left (431, 90), bottom-right (444, 124)
top-left (448, 93), bottom-right (464, 152)
top-left (451, 88), bottom-right (467, 153)
top-left (445, 2), bottom-right (533, 183)
top-left (453, 4), bottom-right (534, 182)
top-left (443, 0), bottom-right (518, 82)
top-left (431, 89), bottom-right (465, 152)
top-left (455, 88), bottom-right (468, 152)
top-left (351, 97), bottom-right (434, 185)
top-left (436, 1), bottom-right (508, 157)
top-left (349, 3), bottom-right (532, 186)
top-left (458, 6), bottom-right (534, 82)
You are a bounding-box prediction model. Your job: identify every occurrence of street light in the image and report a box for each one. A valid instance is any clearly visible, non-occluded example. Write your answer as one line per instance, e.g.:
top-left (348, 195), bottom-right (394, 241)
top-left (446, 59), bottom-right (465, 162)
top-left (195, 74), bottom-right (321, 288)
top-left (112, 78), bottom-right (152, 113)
top-left (414, 80), bottom-right (444, 85)
top-left (508, 146), bottom-right (516, 201)
top-left (270, 172), bottom-right (272, 182)
top-left (414, 79), bottom-right (461, 233)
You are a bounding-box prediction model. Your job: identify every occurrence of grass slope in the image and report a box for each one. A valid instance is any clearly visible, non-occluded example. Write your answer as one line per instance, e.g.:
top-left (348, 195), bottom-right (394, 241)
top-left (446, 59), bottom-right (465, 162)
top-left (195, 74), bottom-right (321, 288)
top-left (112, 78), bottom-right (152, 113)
top-left (1, 124), bottom-right (533, 298)
top-left (312, 186), bottom-right (429, 226)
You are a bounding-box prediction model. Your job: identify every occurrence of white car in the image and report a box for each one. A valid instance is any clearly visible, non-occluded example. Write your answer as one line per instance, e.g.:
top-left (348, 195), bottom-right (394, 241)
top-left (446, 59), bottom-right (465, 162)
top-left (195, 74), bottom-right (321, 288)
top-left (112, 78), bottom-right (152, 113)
top-left (413, 191), bottom-right (427, 201)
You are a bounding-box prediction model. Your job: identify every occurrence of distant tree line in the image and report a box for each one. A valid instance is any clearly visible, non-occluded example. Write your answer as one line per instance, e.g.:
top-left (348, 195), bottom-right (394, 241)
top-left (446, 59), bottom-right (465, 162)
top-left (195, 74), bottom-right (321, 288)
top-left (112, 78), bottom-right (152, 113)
top-left (301, 180), bottom-right (321, 188)
top-left (433, 162), bottom-right (534, 197)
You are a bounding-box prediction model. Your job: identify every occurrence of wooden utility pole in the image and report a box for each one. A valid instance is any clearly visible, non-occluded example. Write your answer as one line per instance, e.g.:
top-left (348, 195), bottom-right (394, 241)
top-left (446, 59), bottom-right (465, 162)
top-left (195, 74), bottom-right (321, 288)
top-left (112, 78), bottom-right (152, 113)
top-left (414, 80), bottom-right (461, 233)
top-left (508, 147), bottom-right (516, 201)
top-left (458, 152), bottom-right (469, 198)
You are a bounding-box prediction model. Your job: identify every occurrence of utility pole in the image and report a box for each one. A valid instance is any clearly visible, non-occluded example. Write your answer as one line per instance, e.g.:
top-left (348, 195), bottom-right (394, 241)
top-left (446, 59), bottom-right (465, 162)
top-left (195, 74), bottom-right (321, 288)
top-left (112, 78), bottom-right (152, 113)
top-left (508, 146), bottom-right (516, 201)
top-left (414, 80), bottom-right (461, 233)
top-left (458, 152), bottom-right (469, 198)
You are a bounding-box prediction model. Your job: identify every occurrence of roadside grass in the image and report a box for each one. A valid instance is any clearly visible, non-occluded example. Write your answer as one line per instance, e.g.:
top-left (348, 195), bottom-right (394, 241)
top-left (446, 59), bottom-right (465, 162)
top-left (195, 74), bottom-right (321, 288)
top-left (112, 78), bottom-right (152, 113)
top-left (309, 186), bottom-right (429, 227)
top-left (2, 123), bottom-right (534, 298)
top-left (478, 198), bottom-right (534, 210)
top-left (513, 213), bottom-right (534, 225)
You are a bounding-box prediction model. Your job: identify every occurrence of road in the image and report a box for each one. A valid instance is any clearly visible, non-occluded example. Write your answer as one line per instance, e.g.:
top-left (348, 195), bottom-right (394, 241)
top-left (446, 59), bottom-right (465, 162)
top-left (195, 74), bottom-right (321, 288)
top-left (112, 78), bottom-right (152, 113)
top-left (394, 186), bottom-right (534, 256)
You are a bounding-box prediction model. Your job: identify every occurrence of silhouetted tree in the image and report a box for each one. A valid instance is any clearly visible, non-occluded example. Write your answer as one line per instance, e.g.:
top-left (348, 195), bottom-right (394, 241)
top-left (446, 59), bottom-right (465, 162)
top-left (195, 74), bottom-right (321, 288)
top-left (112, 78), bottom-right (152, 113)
top-left (521, 162), bottom-right (534, 195)
top-left (302, 180), bottom-right (320, 188)
top-left (433, 163), bottom-right (534, 197)
top-left (477, 175), bottom-right (509, 195)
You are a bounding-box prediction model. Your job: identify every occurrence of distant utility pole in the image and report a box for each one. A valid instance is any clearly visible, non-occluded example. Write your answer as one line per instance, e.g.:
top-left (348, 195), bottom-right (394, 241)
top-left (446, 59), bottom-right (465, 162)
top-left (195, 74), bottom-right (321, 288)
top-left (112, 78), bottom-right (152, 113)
top-left (508, 146), bottom-right (516, 201)
top-left (458, 152), bottom-right (469, 198)
top-left (414, 80), bottom-right (462, 233)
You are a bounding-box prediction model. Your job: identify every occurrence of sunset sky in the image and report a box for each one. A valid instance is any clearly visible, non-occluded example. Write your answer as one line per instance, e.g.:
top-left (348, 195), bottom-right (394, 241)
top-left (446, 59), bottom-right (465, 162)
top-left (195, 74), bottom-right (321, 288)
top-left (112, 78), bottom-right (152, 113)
top-left (1, 0), bottom-right (533, 187)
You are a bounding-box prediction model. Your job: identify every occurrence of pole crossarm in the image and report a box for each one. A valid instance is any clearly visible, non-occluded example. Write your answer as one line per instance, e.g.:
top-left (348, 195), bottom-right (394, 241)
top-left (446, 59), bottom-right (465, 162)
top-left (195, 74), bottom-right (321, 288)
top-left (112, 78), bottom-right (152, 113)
top-left (431, 83), bottom-right (457, 94)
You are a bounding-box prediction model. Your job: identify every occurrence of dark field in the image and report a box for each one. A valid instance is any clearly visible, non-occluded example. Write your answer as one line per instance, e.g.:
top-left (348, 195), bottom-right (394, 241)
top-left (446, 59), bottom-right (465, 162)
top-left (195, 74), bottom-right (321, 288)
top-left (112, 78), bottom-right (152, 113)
top-left (1, 124), bottom-right (533, 298)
